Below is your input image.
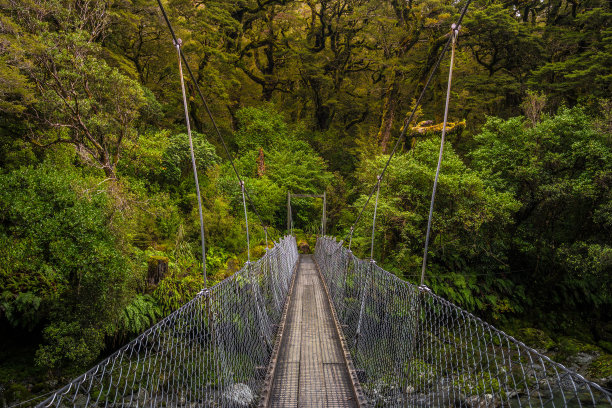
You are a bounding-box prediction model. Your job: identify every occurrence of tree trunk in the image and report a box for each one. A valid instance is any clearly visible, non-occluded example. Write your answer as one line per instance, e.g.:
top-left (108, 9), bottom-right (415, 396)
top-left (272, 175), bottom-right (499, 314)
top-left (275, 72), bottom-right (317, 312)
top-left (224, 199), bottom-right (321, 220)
top-left (378, 70), bottom-right (398, 153)
top-left (257, 147), bottom-right (266, 177)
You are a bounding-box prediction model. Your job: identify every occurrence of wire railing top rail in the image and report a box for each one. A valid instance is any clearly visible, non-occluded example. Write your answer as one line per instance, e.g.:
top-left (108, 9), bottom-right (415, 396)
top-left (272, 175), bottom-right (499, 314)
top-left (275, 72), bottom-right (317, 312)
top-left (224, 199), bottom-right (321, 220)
top-left (315, 236), bottom-right (612, 408)
top-left (32, 236), bottom-right (298, 408)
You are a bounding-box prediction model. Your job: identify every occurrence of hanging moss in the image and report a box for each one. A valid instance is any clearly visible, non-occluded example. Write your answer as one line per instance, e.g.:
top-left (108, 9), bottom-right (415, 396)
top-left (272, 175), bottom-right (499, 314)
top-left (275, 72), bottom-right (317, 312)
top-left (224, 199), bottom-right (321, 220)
top-left (410, 119), bottom-right (466, 136)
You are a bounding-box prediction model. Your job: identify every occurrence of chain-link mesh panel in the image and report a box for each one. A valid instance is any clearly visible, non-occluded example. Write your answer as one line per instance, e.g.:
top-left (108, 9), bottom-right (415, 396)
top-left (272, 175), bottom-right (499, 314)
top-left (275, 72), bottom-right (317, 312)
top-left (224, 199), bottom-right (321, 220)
top-left (315, 236), bottom-right (612, 407)
top-left (36, 236), bottom-right (298, 408)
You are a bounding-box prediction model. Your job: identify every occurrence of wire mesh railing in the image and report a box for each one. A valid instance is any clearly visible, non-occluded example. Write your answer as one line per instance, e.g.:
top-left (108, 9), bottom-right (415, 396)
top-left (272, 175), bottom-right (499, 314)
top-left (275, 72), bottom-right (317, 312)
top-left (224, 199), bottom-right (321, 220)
top-left (315, 236), bottom-right (612, 407)
top-left (36, 235), bottom-right (298, 408)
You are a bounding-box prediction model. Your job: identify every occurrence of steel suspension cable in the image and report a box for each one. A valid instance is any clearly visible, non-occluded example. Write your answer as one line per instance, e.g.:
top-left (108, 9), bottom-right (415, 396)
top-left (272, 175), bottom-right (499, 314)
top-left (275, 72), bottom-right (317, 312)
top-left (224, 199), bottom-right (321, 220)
top-left (370, 176), bottom-right (382, 260)
top-left (421, 24), bottom-right (459, 286)
top-left (176, 40), bottom-right (207, 282)
top-left (264, 227), bottom-right (268, 249)
top-left (342, 0), bottom-right (473, 243)
top-left (240, 181), bottom-right (251, 264)
top-left (154, 0), bottom-right (278, 244)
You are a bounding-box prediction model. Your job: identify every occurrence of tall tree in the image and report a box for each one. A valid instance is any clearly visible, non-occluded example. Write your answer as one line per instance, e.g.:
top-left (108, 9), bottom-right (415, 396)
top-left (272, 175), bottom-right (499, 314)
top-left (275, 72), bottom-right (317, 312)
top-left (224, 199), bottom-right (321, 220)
top-left (1, 0), bottom-right (150, 178)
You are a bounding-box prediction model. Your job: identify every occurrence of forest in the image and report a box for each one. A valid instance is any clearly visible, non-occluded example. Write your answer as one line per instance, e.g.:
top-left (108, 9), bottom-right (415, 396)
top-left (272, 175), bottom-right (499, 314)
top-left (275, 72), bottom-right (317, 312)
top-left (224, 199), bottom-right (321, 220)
top-left (0, 0), bottom-right (611, 404)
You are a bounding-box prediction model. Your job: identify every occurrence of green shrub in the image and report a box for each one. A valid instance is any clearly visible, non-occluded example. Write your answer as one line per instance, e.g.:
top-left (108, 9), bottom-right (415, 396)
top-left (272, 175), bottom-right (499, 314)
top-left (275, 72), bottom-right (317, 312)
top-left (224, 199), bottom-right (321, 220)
top-left (0, 165), bottom-right (132, 371)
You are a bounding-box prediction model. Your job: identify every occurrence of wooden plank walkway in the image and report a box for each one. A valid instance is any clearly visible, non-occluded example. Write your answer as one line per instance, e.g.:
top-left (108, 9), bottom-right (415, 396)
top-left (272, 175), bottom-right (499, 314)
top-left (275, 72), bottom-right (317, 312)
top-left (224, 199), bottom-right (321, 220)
top-left (261, 255), bottom-right (362, 408)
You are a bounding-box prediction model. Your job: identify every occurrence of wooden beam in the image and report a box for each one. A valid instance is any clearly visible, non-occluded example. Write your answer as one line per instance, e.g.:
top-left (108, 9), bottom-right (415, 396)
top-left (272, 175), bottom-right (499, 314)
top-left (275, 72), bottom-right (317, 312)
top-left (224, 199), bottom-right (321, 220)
top-left (290, 194), bottom-right (324, 198)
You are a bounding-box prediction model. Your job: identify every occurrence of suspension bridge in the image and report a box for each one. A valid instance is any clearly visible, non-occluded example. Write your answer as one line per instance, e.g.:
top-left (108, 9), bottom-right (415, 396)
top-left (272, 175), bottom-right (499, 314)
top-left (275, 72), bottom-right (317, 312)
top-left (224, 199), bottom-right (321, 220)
top-left (32, 236), bottom-right (612, 407)
top-left (14, 0), bottom-right (612, 406)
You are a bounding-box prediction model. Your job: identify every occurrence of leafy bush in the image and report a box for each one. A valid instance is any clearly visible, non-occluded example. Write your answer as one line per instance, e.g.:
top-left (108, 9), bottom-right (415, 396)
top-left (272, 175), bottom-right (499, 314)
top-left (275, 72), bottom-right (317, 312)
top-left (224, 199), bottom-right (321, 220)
top-left (352, 138), bottom-right (521, 318)
top-left (153, 270), bottom-right (206, 314)
top-left (234, 105), bottom-right (289, 153)
top-left (161, 132), bottom-right (219, 186)
top-left (35, 322), bottom-right (105, 373)
top-left (0, 165), bottom-right (131, 371)
top-left (471, 106), bottom-right (612, 331)
top-left (0, 291), bottom-right (42, 331)
top-left (220, 107), bottom-right (333, 231)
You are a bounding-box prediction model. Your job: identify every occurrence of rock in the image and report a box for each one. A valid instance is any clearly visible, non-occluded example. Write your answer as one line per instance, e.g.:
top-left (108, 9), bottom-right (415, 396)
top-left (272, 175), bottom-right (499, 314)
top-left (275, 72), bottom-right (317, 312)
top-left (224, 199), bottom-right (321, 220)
top-left (507, 391), bottom-right (520, 399)
top-left (73, 394), bottom-right (89, 406)
top-left (588, 354), bottom-right (612, 383)
top-left (572, 352), bottom-right (597, 367)
top-left (222, 383), bottom-right (254, 407)
top-left (516, 328), bottom-right (556, 351)
top-left (528, 390), bottom-right (541, 399)
top-left (463, 393), bottom-right (498, 408)
top-left (405, 391), bottom-right (460, 407)
top-left (557, 337), bottom-right (602, 370)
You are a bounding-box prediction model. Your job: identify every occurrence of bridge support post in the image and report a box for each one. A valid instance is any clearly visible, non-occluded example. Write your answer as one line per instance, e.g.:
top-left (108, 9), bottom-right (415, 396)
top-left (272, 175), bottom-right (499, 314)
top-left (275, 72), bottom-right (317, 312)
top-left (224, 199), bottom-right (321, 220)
top-left (322, 191), bottom-right (327, 236)
top-left (286, 191), bottom-right (291, 234)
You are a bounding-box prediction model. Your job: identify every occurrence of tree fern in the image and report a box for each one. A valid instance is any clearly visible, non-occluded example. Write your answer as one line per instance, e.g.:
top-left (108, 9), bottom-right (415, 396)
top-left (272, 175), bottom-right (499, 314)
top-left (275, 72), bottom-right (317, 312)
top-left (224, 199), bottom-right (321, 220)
top-left (118, 295), bottom-right (162, 335)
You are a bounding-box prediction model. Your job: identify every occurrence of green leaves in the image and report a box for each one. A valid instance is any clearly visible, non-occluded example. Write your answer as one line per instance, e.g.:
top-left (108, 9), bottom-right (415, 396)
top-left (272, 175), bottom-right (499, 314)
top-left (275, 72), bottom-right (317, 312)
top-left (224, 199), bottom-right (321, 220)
top-left (1, 0), bottom-right (155, 178)
top-left (530, 8), bottom-right (612, 102)
top-left (153, 270), bottom-right (205, 315)
top-left (0, 292), bottom-right (42, 331)
top-left (471, 106), bottom-right (612, 330)
top-left (0, 165), bottom-right (131, 369)
top-left (35, 321), bottom-right (105, 373)
top-left (234, 105), bottom-right (289, 153)
top-left (350, 137), bottom-right (520, 318)
top-left (160, 132), bottom-right (220, 185)
top-left (118, 294), bottom-right (162, 335)
top-left (218, 106), bottom-right (333, 230)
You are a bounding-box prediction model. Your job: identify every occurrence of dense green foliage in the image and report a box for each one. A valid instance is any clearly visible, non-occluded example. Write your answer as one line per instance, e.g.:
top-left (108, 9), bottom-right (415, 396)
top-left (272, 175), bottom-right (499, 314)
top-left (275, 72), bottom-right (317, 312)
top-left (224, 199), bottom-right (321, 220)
top-left (0, 165), bottom-right (132, 372)
top-left (0, 0), bottom-right (610, 402)
top-left (351, 139), bottom-right (523, 317)
top-left (471, 107), bottom-right (612, 330)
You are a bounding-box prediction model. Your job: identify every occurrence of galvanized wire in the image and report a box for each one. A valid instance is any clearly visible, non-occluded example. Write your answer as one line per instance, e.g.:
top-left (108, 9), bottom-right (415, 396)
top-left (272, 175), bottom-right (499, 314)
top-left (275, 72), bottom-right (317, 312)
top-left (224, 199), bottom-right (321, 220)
top-left (315, 236), bottom-right (612, 408)
top-left (175, 39), bottom-right (207, 281)
top-left (37, 236), bottom-right (298, 408)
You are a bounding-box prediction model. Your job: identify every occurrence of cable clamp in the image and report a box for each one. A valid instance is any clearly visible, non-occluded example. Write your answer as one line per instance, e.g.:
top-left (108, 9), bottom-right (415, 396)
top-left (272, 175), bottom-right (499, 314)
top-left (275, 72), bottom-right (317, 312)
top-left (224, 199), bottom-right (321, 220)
top-left (450, 23), bottom-right (460, 40)
top-left (418, 284), bottom-right (432, 293)
top-left (173, 38), bottom-right (183, 48)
